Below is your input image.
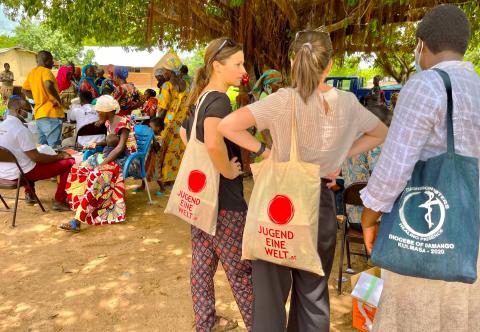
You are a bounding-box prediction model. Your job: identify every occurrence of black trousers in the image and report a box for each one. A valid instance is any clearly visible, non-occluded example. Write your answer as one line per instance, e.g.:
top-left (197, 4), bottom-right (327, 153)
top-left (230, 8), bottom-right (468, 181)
top-left (252, 179), bottom-right (337, 332)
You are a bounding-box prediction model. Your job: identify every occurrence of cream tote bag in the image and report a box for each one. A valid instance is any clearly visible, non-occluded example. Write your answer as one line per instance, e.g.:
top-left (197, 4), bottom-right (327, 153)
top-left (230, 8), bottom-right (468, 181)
top-left (165, 91), bottom-right (220, 235)
top-left (242, 90), bottom-right (324, 276)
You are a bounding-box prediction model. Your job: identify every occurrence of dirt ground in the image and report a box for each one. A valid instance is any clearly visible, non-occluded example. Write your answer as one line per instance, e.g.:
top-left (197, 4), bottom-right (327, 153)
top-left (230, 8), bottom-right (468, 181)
top-left (0, 178), bottom-right (370, 332)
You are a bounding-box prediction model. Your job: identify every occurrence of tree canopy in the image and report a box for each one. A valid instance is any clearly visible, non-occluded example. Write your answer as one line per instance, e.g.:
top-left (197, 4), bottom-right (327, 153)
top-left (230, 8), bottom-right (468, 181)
top-left (1, 0), bottom-right (478, 77)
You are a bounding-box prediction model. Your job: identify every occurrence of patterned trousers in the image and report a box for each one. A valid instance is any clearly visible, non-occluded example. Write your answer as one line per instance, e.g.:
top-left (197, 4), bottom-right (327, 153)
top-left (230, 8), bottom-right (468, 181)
top-left (191, 209), bottom-right (253, 332)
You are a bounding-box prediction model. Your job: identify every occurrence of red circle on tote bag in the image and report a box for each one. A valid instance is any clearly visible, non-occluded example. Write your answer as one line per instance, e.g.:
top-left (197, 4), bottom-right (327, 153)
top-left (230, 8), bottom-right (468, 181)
top-left (188, 170), bottom-right (207, 193)
top-left (268, 195), bottom-right (295, 225)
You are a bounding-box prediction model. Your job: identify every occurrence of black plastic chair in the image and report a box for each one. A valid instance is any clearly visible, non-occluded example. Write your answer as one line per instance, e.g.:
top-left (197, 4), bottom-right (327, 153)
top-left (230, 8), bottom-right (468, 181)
top-left (0, 147), bottom-right (45, 227)
top-left (74, 122), bottom-right (107, 150)
top-left (337, 181), bottom-right (369, 294)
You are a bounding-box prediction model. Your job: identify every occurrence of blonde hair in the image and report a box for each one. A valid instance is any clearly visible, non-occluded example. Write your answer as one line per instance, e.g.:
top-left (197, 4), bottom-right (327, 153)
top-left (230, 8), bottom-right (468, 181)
top-left (187, 38), bottom-right (243, 107)
top-left (289, 30), bottom-right (333, 103)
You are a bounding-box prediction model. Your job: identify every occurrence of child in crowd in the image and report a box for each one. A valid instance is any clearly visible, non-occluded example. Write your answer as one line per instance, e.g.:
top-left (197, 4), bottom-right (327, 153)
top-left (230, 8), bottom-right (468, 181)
top-left (150, 116), bottom-right (164, 151)
top-left (97, 133), bottom-right (127, 164)
top-left (103, 134), bottom-right (125, 157)
top-left (134, 116), bottom-right (165, 196)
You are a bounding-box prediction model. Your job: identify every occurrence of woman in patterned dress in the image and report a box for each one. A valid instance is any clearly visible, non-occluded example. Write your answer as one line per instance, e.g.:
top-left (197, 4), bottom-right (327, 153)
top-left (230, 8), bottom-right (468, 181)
top-left (59, 95), bottom-right (139, 232)
top-left (111, 66), bottom-right (141, 116)
top-left (78, 64), bottom-right (100, 99)
top-left (340, 111), bottom-right (391, 230)
top-left (154, 52), bottom-right (189, 194)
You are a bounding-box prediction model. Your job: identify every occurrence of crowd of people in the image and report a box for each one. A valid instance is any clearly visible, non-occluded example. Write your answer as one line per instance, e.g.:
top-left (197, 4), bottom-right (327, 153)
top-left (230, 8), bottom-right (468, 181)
top-left (0, 3), bottom-right (478, 332)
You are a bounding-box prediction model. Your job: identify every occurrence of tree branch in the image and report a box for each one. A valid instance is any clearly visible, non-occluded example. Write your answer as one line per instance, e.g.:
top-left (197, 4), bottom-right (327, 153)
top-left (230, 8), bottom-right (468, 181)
top-left (190, 3), bottom-right (226, 34)
top-left (272, 0), bottom-right (298, 29)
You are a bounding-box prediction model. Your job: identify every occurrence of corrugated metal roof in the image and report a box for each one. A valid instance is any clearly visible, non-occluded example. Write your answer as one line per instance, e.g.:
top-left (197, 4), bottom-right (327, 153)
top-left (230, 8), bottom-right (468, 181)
top-left (0, 47), bottom-right (37, 55)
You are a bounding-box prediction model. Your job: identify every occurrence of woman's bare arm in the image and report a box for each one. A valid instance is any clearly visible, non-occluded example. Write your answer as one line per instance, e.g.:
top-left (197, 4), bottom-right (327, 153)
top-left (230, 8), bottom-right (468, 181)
top-left (204, 117), bottom-right (241, 180)
top-left (100, 129), bottom-right (129, 165)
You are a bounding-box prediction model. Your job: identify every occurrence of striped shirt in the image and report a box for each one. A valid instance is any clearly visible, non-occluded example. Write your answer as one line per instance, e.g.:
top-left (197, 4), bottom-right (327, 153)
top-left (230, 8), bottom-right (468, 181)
top-left (247, 87), bottom-right (379, 177)
top-left (361, 61), bottom-right (480, 212)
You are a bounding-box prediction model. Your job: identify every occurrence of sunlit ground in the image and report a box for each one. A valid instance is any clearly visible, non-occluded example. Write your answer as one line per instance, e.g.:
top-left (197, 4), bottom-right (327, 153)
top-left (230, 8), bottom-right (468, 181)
top-left (0, 178), bottom-right (367, 331)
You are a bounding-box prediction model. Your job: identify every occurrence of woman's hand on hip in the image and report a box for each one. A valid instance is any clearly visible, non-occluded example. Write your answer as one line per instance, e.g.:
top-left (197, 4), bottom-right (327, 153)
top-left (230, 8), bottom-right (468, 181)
top-left (325, 168), bottom-right (340, 190)
top-left (225, 157), bottom-right (242, 180)
top-left (261, 148), bottom-right (271, 159)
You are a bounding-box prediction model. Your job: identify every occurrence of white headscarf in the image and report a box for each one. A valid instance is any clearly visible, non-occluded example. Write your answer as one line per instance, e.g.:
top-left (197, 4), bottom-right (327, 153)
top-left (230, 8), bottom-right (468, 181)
top-left (95, 95), bottom-right (120, 113)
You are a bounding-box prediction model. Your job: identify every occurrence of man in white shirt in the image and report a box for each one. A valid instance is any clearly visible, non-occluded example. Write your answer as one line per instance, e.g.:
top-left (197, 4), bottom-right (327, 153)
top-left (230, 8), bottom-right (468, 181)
top-left (62, 90), bottom-right (105, 148)
top-left (0, 97), bottom-right (75, 211)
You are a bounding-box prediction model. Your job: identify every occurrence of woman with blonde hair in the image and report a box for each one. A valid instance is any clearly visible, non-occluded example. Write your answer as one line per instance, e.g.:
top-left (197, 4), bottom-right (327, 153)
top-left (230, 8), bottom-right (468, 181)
top-left (179, 38), bottom-right (253, 332)
top-left (219, 29), bottom-right (387, 331)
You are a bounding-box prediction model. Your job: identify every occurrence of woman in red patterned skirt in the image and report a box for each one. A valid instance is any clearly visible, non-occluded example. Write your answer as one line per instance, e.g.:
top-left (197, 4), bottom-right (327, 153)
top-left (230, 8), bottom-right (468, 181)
top-left (59, 95), bottom-right (139, 232)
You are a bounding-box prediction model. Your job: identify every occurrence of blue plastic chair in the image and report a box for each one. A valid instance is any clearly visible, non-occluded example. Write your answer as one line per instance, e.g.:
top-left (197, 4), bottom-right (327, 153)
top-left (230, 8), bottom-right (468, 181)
top-left (83, 124), bottom-right (155, 204)
top-left (123, 125), bottom-right (155, 204)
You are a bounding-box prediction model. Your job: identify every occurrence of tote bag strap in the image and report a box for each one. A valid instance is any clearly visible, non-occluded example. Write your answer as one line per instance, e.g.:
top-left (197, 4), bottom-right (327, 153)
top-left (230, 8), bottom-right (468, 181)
top-left (191, 90), bottom-right (215, 143)
top-left (289, 89), bottom-right (300, 162)
top-left (432, 68), bottom-right (455, 154)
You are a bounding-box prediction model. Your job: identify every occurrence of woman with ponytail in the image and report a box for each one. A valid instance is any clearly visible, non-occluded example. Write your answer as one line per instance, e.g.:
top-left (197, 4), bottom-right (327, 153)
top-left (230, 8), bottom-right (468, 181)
top-left (219, 29), bottom-right (388, 331)
top-left (179, 38), bottom-right (253, 332)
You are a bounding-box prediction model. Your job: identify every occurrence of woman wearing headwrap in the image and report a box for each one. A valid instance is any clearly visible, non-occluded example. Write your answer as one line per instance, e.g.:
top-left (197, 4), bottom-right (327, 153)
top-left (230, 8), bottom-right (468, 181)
top-left (111, 66), bottom-right (141, 116)
top-left (56, 65), bottom-right (77, 109)
top-left (78, 64), bottom-right (100, 99)
top-left (100, 64), bottom-right (116, 95)
top-left (250, 69), bottom-right (284, 149)
top-left (154, 67), bottom-right (168, 90)
top-left (59, 95), bottom-right (140, 233)
top-left (72, 66), bottom-right (82, 89)
top-left (149, 52), bottom-right (189, 194)
top-left (250, 69), bottom-right (284, 101)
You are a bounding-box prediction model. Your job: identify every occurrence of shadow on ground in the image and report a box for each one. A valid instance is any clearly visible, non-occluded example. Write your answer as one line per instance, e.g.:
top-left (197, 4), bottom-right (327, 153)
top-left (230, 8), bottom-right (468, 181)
top-left (0, 179), bottom-right (369, 331)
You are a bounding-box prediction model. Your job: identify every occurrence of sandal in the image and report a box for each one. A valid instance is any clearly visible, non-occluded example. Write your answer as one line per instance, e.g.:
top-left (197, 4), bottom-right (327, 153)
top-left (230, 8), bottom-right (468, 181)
top-left (59, 219), bottom-right (81, 233)
top-left (132, 187), bottom-right (145, 193)
top-left (212, 315), bottom-right (238, 332)
top-left (155, 191), bottom-right (164, 197)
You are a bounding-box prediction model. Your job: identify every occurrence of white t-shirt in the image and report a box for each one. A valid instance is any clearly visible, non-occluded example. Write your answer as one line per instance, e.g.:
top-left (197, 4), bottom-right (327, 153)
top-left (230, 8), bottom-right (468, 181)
top-left (68, 104), bottom-right (105, 146)
top-left (0, 115), bottom-right (37, 180)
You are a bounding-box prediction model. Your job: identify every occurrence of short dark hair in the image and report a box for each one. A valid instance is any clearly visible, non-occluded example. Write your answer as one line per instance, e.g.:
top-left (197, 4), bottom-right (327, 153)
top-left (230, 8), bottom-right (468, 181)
top-left (37, 50), bottom-right (53, 62)
top-left (416, 4), bottom-right (471, 55)
top-left (7, 95), bottom-right (28, 111)
top-left (180, 65), bottom-right (188, 75)
top-left (150, 116), bottom-right (164, 130)
top-left (7, 95), bottom-right (21, 110)
top-left (79, 90), bottom-right (94, 104)
top-left (145, 88), bottom-right (156, 97)
top-left (102, 85), bottom-right (114, 95)
top-left (4, 63), bottom-right (9, 67)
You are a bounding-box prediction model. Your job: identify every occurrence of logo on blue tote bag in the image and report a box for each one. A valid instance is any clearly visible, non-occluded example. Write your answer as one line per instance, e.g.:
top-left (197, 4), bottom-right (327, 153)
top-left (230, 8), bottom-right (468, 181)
top-left (399, 186), bottom-right (450, 241)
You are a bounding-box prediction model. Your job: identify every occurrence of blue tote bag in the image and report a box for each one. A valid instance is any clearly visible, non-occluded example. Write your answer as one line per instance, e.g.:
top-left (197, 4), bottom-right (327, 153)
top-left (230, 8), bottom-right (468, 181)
top-left (371, 69), bottom-right (480, 283)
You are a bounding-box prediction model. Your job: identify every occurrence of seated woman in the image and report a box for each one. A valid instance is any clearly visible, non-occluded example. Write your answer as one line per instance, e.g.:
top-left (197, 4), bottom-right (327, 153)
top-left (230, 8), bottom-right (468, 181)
top-left (59, 95), bottom-right (139, 232)
top-left (78, 64), bottom-right (101, 99)
top-left (340, 111), bottom-right (391, 230)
